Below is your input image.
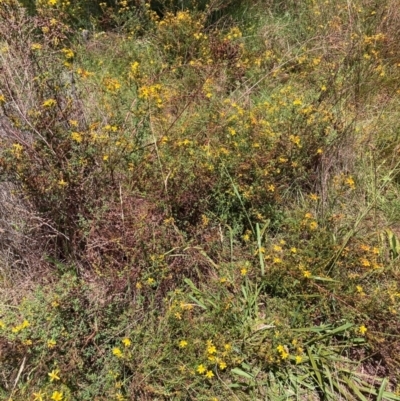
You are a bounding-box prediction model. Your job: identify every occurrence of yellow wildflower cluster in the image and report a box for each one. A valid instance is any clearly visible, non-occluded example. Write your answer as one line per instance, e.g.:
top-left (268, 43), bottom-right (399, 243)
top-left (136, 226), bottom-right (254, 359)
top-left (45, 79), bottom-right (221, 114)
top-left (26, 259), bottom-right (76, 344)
top-left (11, 319), bottom-right (30, 333)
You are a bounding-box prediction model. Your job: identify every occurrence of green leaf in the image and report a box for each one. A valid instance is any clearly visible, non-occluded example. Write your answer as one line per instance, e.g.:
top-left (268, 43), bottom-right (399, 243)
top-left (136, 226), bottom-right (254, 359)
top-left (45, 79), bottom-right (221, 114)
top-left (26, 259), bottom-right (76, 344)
top-left (188, 295), bottom-right (207, 310)
top-left (231, 367), bottom-right (254, 380)
top-left (377, 378), bottom-right (388, 401)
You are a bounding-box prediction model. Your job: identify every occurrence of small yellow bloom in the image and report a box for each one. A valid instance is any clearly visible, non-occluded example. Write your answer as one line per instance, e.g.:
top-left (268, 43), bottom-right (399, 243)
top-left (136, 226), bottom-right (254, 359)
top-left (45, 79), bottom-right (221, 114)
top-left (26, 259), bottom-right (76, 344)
top-left (71, 132), bottom-right (83, 143)
top-left (303, 270), bottom-right (312, 278)
top-left (31, 43), bottom-right (42, 50)
top-left (309, 221), bottom-right (318, 230)
top-left (290, 247), bottom-right (297, 253)
top-left (113, 347), bottom-right (123, 358)
top-left (309, 193), bottom-right (319, 201)
top-left (33, 391), bottom-right (45, 401)
top-left (42, 98), bottom-right (56, 108)
top-left (293, 99), bottom-right (302, 106)
top-left (122, 338), bottom-right (131, 347)
top-left (51, 391), bottom-right (63, 401)
top-left (21, 320), bottom-right (30, 328)
top-left (359, 325), bottom-right (367, 335)
top-left (115, 392), bottom-right (125, 401)
top-left (197, 364), bottom-right (206, 374)
top-left (295, 355), bottom-right (303, 364)
top-left (240, 268), bottom-right (248, 276)
top-left (179, 340), bottom-right (188, 348)
top-left (48, 369), bottom-right (60, 382)
top-left (360, 258), bottom-right (371, 267)
top-left (345, 176), bottom-right (356, 189)
top-left (47, 339), bottom-right (57, 348)
top-left (205, 370), bottom-right (214, 379)
top-left (207, 344), bottom-right (217, 354)
top-left (219, 361), bottom-right (227, 370)
top-left (58, 179), bottom-right (68, 188)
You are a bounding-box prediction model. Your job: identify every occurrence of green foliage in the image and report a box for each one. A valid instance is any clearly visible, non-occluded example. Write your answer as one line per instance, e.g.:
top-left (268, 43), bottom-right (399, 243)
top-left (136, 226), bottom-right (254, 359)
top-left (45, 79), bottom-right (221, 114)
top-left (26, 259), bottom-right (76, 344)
top-left (1, 0), bottom-right (400, 399)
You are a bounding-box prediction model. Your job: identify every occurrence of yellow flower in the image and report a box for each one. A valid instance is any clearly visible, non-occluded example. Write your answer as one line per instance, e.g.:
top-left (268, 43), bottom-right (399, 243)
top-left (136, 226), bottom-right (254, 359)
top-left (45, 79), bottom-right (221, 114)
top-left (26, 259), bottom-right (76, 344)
top-left (115, 392), bottom-right (125, 401)
top-left (130, 61), bottom-right (140, 74)
top-left (240, 268), bottom-right (248, 276)
top-left (207, 344), bottom-right (217, 354)
top-left (205, 370), bottom-right (214, 379)
top-left (295, 355), bottom-right (303, 364)
top-left (122, 338), bottom-right (131, 347)
top-left (197, 364), bottom-right (206, 374)
top-left (47, 339), bottom-right (56, 348)
top-left (345, 176), bottom-right (356, 189)
top-left (359, 325), bottom-right (367, 335)
top-left (113, 347), bottom-right (123, 358)
top-left (42, 98), bottom-right (56, 108)
top-left (31, 43), bottom-right (42, 50)
top-left (48, 369), bottom-right (60, 382)
top-left (290, 247), bottom-right (297, 253)
top-left (309, 221), bottom-right (318, 230)
top-left (33, 391), bottom-right (45, 401)
top-left (58, 179), bottom-right (68, 188)
top-left (20, 320), bottom-right (30, 328)
top-left (360, 258), bottom-right (370, 267)
top-left (309, 193), bottom-right (319, 201)
top-left (303, 270), bottom-right (312, 278)
top-left (219, 361), bottom-right (227, 370)
top-left (71, 132), bottom-right (83, 143)
top-left (61, 48), bottom-right (74, 59)
top-left (293, 99), bottom-right (302, 106)
top-left (179, 340), bottom-right (188, 348)
top-left (51, 391), bottom-right (63, 401)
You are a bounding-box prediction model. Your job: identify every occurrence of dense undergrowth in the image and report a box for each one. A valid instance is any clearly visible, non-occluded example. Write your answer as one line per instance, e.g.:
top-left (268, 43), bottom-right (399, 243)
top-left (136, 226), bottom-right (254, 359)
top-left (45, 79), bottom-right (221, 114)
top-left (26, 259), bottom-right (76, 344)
top-left (1, 0), bottom-right (400, 399)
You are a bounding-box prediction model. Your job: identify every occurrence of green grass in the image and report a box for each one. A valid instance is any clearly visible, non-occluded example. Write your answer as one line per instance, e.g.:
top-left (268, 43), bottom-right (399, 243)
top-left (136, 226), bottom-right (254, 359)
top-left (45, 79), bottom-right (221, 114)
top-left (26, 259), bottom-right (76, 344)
top-left (1, 0), bottom-right (400, 400)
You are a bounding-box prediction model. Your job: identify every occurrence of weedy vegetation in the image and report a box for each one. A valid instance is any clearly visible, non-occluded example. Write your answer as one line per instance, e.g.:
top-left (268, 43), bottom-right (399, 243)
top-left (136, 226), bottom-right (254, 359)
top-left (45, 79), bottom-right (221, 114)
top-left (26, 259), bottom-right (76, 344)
top-left (1, 0), bottom-right (400, 400)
